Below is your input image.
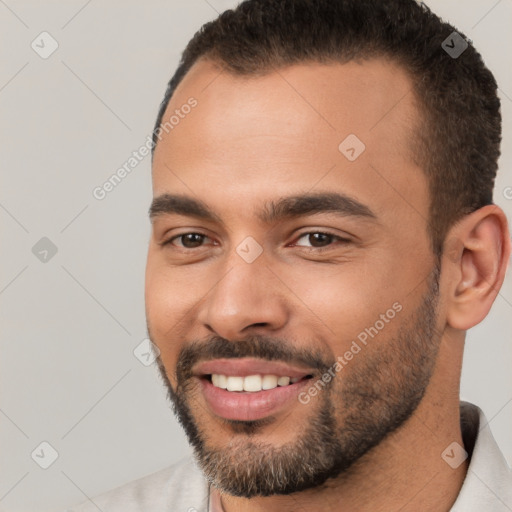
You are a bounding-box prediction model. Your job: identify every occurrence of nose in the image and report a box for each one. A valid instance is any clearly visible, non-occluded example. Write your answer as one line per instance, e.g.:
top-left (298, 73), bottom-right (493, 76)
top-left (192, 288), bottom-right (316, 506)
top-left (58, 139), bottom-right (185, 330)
top-left (197, 253), bottom-right (289, 341)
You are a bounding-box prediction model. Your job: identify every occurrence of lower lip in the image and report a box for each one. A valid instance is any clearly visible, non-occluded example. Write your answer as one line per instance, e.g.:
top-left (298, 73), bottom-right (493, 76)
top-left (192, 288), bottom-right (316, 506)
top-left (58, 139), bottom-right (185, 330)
top-left (199, 377), bottom-right (311, 421)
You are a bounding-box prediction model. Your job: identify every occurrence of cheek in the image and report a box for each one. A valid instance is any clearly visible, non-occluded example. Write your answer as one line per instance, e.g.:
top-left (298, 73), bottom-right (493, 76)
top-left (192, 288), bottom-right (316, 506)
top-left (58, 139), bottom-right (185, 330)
top-left (281, 257), bottom-right (412, 355)
top-left (145, 263), bottom-right (195, 373)
top-left (145, 253), bottom-right (203, 325)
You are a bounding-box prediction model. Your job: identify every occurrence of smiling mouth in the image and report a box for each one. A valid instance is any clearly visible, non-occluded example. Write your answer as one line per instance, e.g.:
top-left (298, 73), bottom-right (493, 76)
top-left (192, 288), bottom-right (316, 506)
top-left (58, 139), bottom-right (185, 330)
top-left (204, 373), bottom-right (313, 392)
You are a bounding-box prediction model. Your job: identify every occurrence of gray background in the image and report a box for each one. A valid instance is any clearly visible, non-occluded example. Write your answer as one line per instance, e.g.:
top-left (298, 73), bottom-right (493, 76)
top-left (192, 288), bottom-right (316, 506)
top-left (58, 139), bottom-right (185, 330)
top-left (0, 1), bottom-right (511, 510)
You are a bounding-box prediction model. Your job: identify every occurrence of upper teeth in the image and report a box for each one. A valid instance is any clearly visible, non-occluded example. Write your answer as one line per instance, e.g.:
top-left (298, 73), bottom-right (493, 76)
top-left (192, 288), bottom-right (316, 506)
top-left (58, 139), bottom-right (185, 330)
top-left (211, 374), bottom-right (301, 392)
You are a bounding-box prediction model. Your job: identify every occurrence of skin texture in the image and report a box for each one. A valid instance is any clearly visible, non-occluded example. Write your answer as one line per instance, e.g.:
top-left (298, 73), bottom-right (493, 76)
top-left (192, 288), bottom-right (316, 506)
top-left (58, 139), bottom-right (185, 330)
top-left (145, 58), bottom-right (510, 512)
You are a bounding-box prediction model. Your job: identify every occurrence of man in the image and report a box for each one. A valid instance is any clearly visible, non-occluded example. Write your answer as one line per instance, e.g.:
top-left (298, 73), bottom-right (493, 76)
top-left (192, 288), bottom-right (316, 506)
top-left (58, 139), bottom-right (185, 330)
top-left (70, 0), bottom-right (512, 510)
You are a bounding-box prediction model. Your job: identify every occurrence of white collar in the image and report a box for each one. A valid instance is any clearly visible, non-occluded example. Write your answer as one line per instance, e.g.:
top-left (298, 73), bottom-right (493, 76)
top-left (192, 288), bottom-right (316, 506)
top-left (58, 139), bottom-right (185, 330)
top-left (450, 401), bottom-right (512, 511)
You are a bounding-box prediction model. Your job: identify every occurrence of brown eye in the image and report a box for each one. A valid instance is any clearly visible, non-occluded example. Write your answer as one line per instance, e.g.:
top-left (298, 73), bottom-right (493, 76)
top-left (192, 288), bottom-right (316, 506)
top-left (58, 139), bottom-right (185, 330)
top-left (295, 232), bottom-right (337, 248)
top-left (171, 233), bottom-right (209, 248)
top-left (308, 233), bottom-right (333, 247)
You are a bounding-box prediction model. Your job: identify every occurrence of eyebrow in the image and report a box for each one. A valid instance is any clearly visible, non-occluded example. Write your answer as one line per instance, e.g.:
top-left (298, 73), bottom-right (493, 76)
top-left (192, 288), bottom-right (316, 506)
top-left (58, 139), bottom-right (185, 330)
top-left (149, 192), bottom-right (377, 224)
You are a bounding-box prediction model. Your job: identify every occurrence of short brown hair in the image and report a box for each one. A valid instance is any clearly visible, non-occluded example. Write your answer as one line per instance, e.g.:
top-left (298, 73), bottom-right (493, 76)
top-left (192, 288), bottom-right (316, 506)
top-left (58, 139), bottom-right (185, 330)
top-left (152, 0), bottom-right (501, 258)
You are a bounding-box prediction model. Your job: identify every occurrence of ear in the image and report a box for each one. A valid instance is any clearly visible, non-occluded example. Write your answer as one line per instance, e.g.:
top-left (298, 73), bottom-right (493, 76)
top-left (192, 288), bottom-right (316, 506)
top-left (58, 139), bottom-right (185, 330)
top-left (444, 204), bottom-right (511, 330)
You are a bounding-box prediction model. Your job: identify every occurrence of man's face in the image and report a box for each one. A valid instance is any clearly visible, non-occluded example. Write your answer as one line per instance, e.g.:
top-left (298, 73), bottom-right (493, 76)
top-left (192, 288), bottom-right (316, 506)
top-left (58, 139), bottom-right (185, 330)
top-left (146, 59), bottom-right (442, 496)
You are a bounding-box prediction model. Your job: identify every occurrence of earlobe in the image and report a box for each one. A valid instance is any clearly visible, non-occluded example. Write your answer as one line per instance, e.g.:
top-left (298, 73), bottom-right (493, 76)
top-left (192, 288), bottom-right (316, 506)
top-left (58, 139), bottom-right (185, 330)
top-left (445, 205), bottom-right (510, 331)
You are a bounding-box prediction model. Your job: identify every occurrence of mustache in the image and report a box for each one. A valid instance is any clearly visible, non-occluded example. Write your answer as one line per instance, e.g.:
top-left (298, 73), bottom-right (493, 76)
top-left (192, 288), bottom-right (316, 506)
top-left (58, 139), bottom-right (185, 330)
top-left (176, 334), bottom-right (334, 382)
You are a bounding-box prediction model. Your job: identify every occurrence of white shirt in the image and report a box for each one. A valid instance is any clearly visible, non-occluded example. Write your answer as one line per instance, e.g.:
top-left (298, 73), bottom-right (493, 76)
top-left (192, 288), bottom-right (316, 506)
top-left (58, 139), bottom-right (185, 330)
top-left (67, 402), bottom-right (512, 511)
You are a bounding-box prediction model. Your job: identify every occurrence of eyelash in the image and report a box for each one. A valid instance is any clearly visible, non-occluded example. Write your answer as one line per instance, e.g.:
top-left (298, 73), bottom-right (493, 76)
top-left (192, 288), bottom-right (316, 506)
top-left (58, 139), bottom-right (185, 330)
top-left (162, 230), bottom-right (349, 252)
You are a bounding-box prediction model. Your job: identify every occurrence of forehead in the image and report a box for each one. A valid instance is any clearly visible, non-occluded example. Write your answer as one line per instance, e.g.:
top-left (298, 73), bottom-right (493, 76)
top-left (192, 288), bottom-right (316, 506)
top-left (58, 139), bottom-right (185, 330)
top-left (152, 58), bottom-right (428, 228)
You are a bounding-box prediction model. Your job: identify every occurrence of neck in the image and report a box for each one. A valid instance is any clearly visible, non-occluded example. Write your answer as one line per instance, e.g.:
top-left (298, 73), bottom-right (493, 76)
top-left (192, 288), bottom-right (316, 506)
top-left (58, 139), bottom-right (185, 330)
top-left (216, 335), bottom-right (468, 512)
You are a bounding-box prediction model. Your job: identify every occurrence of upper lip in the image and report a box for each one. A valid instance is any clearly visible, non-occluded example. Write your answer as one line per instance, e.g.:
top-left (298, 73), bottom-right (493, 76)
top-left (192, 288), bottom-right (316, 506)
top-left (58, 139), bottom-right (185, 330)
top-left (193, 358), bottom-right (315, 379)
